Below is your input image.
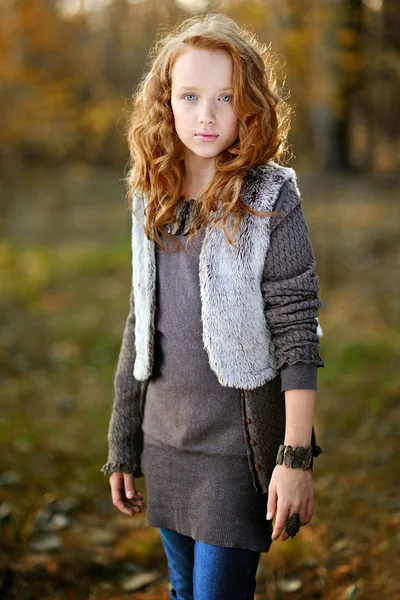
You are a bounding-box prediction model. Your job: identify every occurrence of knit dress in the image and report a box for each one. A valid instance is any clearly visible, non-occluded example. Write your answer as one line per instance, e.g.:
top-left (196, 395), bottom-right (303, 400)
top-left (141, 225), bottom-right (275, 552)
top-left (140, 181), bottom-right (319, 553)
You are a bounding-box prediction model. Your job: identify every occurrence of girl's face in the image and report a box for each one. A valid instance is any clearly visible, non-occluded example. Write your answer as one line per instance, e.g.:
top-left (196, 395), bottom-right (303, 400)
top-left (170, 48), bottom-right (239, 164)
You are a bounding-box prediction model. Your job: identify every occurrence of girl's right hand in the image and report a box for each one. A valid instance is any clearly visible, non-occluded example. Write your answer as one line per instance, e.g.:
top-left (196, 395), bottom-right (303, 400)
top-left (109, 471), bottom-right (145, 516)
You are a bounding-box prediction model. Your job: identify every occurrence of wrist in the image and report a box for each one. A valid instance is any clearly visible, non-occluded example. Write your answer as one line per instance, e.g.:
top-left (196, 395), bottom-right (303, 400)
top-left (284, 437), bottom-right (312, 447)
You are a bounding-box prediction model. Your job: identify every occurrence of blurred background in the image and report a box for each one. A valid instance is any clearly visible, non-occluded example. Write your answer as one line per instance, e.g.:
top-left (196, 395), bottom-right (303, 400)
top-left (0, 1), bottom-right (399, 599)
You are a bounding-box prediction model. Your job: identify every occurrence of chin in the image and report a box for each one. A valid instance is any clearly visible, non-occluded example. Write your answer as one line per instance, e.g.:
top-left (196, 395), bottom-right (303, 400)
top-left (193, 142), bottom-right (224, 153)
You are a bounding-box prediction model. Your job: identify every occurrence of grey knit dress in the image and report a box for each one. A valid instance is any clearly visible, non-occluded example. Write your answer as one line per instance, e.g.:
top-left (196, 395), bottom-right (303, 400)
top-left (140, 181), bottom-right (318, 553)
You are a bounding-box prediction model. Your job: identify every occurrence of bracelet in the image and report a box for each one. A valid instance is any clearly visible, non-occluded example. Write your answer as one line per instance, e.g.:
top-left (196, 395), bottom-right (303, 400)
top-left (275, 443), bottom-right (324, 471)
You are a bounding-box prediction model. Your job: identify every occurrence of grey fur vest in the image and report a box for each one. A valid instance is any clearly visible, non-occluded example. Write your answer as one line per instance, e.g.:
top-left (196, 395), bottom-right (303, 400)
top-left (131, 162), bottom-right (322, 390)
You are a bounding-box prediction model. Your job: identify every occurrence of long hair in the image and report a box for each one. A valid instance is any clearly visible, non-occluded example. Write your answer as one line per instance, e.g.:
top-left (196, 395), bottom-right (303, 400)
top-left (124, 13), bottom-right (292, 251)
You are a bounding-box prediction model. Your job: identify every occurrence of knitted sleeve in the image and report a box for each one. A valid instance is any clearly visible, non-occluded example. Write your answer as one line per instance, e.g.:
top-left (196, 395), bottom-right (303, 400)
top-left (100, 243), bottom-right (144, 477)
top-left (261, 178), bottom-right (325, 392)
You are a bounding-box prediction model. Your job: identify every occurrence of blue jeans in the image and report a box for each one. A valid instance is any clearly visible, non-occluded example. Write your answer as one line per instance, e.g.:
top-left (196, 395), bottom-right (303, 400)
top-left (159, 527), bottom-right (261, 600)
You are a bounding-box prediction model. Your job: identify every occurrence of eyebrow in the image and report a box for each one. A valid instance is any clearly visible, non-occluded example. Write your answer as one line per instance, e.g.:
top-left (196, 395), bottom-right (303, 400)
top-left (178, 86), bottom-right (233, 91)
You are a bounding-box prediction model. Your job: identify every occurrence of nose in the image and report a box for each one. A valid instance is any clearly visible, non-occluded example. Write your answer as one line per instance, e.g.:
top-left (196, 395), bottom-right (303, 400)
top-left (198, 100), bottom-right (216, 125)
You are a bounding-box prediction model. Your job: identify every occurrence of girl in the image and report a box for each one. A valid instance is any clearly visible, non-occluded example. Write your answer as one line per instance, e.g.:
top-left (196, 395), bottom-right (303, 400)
top-left (101, 13), bottom-right (325, 600)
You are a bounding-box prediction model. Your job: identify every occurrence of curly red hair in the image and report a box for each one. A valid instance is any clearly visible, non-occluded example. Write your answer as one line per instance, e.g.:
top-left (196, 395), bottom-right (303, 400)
top-left (124, 12), bottom-right (292, 251)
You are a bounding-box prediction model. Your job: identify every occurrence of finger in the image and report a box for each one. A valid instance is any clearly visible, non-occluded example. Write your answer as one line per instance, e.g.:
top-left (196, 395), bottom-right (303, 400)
top-left (280, 523), bottom-right (290, 542)
top-left (303, 496), bottom-right (314, 525)
top-left (117, 501), bottom-right (137, 516)
top-left (271, 502), bottom-right (289, 541)
top-left (123, 473), bottom-right (143, 500)
top-left (266, 485), bottom-right (277, 521)
top-left (113, 493), bottom-right (142, 516)
top-left (122, 473), bottom-right (144, 512)
top-left (111, 484), bottom-right (135, 515)
top-left (281, 508), bottom-right (302, 541)
top-left (110, 474), bottom-right (142, 516)
top-left (110, 473), bottom-right (124, 503)
top-left (299, 501), bottom-right (309, 526)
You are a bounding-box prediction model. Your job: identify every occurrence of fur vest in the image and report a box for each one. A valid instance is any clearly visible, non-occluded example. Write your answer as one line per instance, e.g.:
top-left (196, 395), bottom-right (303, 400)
top-left (131, 161), bottom-right (322, 390)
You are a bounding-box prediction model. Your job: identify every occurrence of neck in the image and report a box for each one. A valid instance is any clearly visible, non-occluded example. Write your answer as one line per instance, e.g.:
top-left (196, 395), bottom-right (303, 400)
top-left (182, 153), bottom-right (216, 201)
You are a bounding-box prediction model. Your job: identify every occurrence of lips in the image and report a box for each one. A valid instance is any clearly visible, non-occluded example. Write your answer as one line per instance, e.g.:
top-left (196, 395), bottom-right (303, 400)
top-left (196, 133), bottom-right (219, 141)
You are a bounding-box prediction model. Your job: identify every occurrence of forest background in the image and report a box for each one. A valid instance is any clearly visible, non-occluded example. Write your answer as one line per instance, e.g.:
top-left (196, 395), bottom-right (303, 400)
top-left (1, 1), bottom-right (399, 599)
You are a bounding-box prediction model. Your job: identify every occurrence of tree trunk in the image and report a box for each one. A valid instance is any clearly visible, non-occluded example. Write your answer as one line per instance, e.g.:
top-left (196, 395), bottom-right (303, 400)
top-left (310, 0), bottom-right (363, 171)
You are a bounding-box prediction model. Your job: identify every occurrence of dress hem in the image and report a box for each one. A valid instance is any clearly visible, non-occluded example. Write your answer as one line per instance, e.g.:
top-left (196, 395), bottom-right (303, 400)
top-left (146, 517), bottom-right (273, 554)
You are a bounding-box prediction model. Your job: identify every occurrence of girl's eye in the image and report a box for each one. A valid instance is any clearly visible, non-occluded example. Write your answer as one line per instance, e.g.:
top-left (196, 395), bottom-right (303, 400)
top-left (182, 94), bottom-right (233, 102)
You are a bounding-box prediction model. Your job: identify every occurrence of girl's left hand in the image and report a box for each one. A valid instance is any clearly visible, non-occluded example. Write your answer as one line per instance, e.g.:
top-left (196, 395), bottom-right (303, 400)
top-left (267, 464), bottom-right (314, 541)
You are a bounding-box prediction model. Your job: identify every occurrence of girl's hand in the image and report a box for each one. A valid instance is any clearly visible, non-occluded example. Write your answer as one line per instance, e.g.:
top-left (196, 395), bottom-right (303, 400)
top-left (109, 472), bottom-right (145, 516)
top-left (267, 464), bottom-right (314, 541)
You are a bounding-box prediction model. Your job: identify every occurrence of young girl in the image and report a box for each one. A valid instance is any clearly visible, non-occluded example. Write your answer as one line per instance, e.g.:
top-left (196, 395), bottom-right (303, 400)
top-left (101, 13), bottom-right (325, 600)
